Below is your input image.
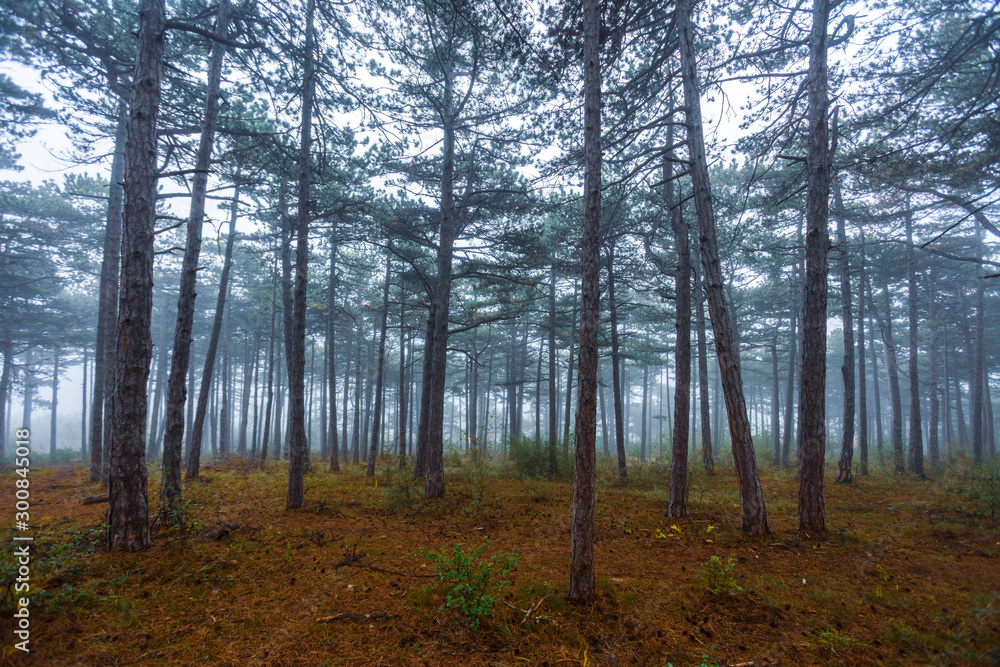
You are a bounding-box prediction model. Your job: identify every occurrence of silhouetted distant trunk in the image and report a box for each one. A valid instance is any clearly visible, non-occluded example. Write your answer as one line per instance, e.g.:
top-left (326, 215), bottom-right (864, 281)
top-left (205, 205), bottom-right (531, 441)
top-left (926, 269), bottom-right (939, 466)
top-left (49, 350), bottom-right (59, 458)
top-left (238, 336), bottom-right (257, 457)
top-left (691, 239), bottom-right (713, 472)
top-left (160, 0), bottom-right (232, 507)
top-left (549, 265), bottom-right (558, 476)
top-left (875, 270), bottom-right (904, 472)
top-left (414, 314), bottom-right (432, 477)
top-left (783, 217), bottom-right (804, 468)
top-left (640, 365), bottom-right (649, 461)
top-left (20, 351), bottom-right (33, 433)
top-left (972, 220), bottom-right (986, 464)
top-left (904, 206), bottom-right (923, 476)
top-left (770, 328), bottom-right (780, 466)
top-left (106, 0), bottom-right (166, 552)
top-left (568, 0), bottom-right (600, 604)
top-left (598, 362), bottom-right (610, 455)
top-left (867, 283), bottom-right (884, 465)
top-left (607, 246), bottom-right (627, 480)
top-left (329, 241), bottom-right (340, 472)
top-left (91, 99), bottom-right (127, 483)
top-left (857, 232), bottom-right (869, 474)
top-left (367, 258), bottom-right (391, 476)
top-left (147, 306), bottom-right (168, 458)
top-left (220, 300), bottom-right (231, 459)
top-left (353, 335), bottom-right (363, 465)
top-left (833, 121), bottom-right (853, 485)
top-left (563, 281), bottom-right (578, 450)
top-left (667, 149), bottom-right (691, 517)
top-left (678, 0), bottom-right (768, 536)
top-left (397, 296), bottom-right (408, 467)
top-left (260, 263), bottom-right (277, 465)
top-left (80, 347), bottom-right (87, 458)
top-left (183, 185), bottom-right (240, 480)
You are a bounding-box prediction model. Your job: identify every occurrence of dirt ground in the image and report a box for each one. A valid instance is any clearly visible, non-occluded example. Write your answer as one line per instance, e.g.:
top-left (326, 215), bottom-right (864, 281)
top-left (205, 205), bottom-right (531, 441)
top-left (1, 455), bottom-right (999, 666)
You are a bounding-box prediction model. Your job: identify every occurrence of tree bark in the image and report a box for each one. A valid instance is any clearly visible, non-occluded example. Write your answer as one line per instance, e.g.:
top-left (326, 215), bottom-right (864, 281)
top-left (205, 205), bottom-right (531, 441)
top-left (563, 281), bottom-right (578, 451)
top-left (607, 245), bottom-right (627, 480)
top-left (568, 0), bottom-right (600, 603)
top-left (668, 149), bottom-right (691, 517)
top-left (106, 0), bottom-right (166, 552)
top-left (857, 231), bottom-right (869, 475)
top-left (549, 265), bottom-right (559, 476)
top-left (90, 98), bottom-right (127, 483)
top-left (833, 124), bottom-right (854, 484)
top-left (875, 271), bottom-right (905, 472)
top-left (692, 235), bottom-right (714, 472)
top-left (329, 240), bottom-right (340, 471)
top-left (678, 0), bottom-right (768, 536)
top-left (160, 0), bottom-right (231, 505)
top-left (367, 257), bottom-right (392, 476)
top-left (972, 220), bottom-right (986, 464)
top-left (147, 301), bottom-right (168, 458)
top-left (926, 269), bottom-right (939, 467)
top-left (905, 204), bottom-right (924, 475)
top-left (183, 185), bottom-right (240, 480)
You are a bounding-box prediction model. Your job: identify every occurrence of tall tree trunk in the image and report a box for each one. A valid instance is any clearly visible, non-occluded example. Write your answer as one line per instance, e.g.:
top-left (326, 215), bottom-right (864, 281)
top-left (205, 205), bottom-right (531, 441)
top-left (926, 269), bottom-right (939, 466)
top-left (182, 185), bottom-right (241, 480)
top-left (943, 327), bottom-right (952, 451)
top-left (783, 216), bottom-right (804, 468)
top-left (261, 262), bottom-right (278, 465)
top-left (90, 99), bottom-right (127, 483)
top-left (568, 0), bottom-right (600, 602)
top-left (220, 297), bottom-right (231, 459)
top-left (285, 0), bottom-right (316, 509)
top-left (329, 240), bottom-right (340, 471)
top-left (905, 205), bottom-right (924, 475)
top-left (598, 361), bottom-right (610, 455)
top-left (868, 287), bottom-right (884, 465)
top-left (238, 336), bottom-right (257, 457)
top-left (668, 147), bottom-right (692, 516)
top-left (640, 365), bottom-right (649, 461)
top-left (797, 0), bottom-right (831, 532)
top-left (770, 328), bottom-right (780, 466)
top-left (106, 0), bottom-right (166, 552)
top-left (607, 245), bottom-right (627, 480)
top-left (147, 302), bottom-right (168, 458)
top-left (857, 232), bottom-right (869, 474)
top-left (414, 314), bottom-right (433, 478)
top-left (160, 0), bottom-right (232, 505)
top-left (563, 281), bottom-right (578, 450)
top-left (692, 239), bottom-right (713, 472)
top-left (875, 272), bottom-right (904, 472)
top-left (81, 346), bottom-right (88, 459)
top-left (49, 350), bottom-right (59, 458)
top-left (678, 0), bottom-right (768, 536)
top-left (972, 220), bottom-right (986, 464)
top-left (548, 265), bottom-right (558, 476)
top-left (833, 123), bottom-right (854, 484)
top-left (367, 258), bottom-right (392, 476)
top-left (352, 335), bottom-right (363, 464)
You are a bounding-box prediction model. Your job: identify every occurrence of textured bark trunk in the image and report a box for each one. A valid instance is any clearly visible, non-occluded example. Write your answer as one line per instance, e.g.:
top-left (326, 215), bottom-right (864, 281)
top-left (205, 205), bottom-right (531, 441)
top-left (568, 0), bottom-right (600, 603)
top-left (91, 98), bottom-right (127, 483)
top-left (857, 233), bottom-right (869, 474)
top-left (926, 269), bottom-right (939, 466)
top-left (876, 272), bottom-right (904, 472)
top-left (367, 258), bottom-right (392, 476)
top-left (285, 0), bottom-right (316, 509)
top-left (796, 0), bottom-right (831, 532)
top-left (678, 0), bottom-right (768, 536)
top-left (182, 185), bottom-right (240, 480)
top-left (834, 134), bottom-right (854, 484)
top-left (329, 241), bottom-right (340, 471)
top-left (607, 246), bottom-right (627, 480)
top-left (549, 265), bottom-right (558, 476)
top-left (159, 0), bottom-right (231, 505)
top-left (106, 0), bottom-right (166, 552)
top-left (905, 206), bottom-right (924, 475)
top-left (414, 313), bottom-right (433, 478)
top-left (563, 281), bottom-right (578, 450)
top-left (668, 149), bottom-right (691, 517)
top-left (692, 240), bottom-right (713, 472)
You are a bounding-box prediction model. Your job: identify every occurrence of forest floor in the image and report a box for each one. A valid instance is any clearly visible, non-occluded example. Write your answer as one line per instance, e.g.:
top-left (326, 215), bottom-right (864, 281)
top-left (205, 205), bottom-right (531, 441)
top-left (1, 452), bottom-right (999, 666)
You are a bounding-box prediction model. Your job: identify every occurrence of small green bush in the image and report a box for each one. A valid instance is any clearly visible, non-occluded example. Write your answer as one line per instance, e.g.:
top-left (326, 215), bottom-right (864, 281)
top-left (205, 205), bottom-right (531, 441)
top-left (421, 539), bottom-right (518, 630)
top-left (508, 437), bottom-right (550, 479)
top-left (698, 555), bottom-right (743, 596)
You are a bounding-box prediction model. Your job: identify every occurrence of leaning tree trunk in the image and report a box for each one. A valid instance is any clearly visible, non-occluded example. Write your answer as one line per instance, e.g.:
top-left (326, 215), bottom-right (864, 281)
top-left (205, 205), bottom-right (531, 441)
top-left (286, 0), bottom-right (316, 509)
top-left (678, 0), bottom-right (768, 536)
top-left (106, 0), bottom-right (166, 552)
top-left (159, 0), bottom-right (232, 508)
top-left (904, 204), bottom-right (924, 476)
top-left (568, 0), bottom-right (600, 603)
top-left (91, 98), bottom-right (127, 483)
top-left (183, 185), bottom-right (240, 480)
top-left (366, 257), bottom-right (392, 476)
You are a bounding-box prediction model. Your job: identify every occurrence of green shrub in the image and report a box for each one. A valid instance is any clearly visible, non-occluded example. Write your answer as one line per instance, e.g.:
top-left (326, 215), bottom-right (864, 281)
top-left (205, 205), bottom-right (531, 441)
top-left (698, 555), bottom-right (743, 596)
top-left (421, 539), bottom-right (518, 630)
top-left (376, 458), bottom-right (419, 512)
top-left (508, 437), bottom-right (551, 479)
